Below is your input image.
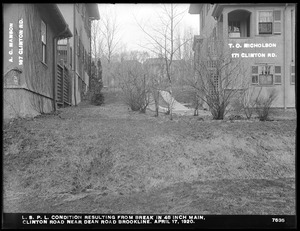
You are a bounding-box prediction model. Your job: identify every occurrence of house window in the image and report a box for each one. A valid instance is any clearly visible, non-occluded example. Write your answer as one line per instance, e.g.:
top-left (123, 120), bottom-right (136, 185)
top-left (259, 65), bottom-right (273, 85)
top-left (273, 10), bottom-right (282, 34)
top-left (228, 21), bottom-right (240, 37)
top-left (252, 65), bottom-right (282, 85)
top-left (291, 65), bottom-right (295, 84)
top-left (274, 66), bottom-right (281, 84)
top-left (41, 20), bottom-right (47, 63)
top-left (212, 74), bottom-right (219, 89)
top-left (258, 11), bottom-right (273, 34)
top-left (258, 10), bottom-right (281, 35)
top-left (207, 60), bottom-right (218, 68)
top-left (209, 69), bottom-right (219, 93)
top-left (228, 10), bottom-right (251, 38)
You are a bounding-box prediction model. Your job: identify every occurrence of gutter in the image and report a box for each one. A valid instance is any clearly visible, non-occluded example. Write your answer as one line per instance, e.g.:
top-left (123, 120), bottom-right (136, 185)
top-left (73, 4), bottom-right (77, 106)
top-left (89, 18), bottom-right (92, 88)
top-left (283, 4), bottom-right (288, 109)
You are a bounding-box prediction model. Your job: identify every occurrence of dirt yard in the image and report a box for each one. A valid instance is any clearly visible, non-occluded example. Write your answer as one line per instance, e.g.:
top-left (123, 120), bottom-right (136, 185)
top-left (3, 89), bottom-right (296, 215)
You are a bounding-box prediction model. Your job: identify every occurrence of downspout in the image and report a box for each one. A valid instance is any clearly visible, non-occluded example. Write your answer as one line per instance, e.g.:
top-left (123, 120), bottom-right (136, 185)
top-left (53, 25), bottom-right (69, 112)
top-left (283, 4), bottom-right (288, 109)
top-left (89, 17), bottom-right (92, 88)
top-left (73, 4), bottom-right (77, 106)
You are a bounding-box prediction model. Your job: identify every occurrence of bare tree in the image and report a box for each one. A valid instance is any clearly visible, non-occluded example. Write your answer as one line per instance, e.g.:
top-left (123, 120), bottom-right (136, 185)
top-left (175, 28), bottom-right (182, 60)
top-left (136, 4), bottom-right (191, 120)
top-left (91, 19), bottom-right (104, 63)
top-left (99, 9), bottom-right (120, 64)
top-left (186, 36), bottom-right (248, 120)
top-left (128, 50), bottom-right (150, 63)
top-left (94, 6), bottom-right (121, 89)
top-left (117, 60), bottom-right (150, 113)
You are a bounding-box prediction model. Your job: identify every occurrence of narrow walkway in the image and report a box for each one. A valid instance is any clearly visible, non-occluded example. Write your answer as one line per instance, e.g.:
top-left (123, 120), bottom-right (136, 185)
top-left (148, 90), bottom-right (211, 116)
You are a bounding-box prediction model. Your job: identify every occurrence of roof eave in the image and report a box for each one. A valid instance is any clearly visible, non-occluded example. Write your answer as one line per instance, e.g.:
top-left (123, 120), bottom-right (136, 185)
top-left (211, 4), bottom-right (223, 18)
top-left (86, 4), bottom-right (100, 20)
top-left (37, 4), bottom-right (73, 38)
top-left (188, 4), bottom-right (202, 14)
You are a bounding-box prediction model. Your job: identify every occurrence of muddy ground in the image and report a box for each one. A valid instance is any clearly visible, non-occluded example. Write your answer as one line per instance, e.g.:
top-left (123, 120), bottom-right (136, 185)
top-left (3, 90), bottom-right (296, 215)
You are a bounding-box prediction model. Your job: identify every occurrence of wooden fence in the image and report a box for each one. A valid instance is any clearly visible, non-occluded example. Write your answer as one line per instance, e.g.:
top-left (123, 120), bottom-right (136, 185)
top-left (57, 64), bottom-right (71, 107)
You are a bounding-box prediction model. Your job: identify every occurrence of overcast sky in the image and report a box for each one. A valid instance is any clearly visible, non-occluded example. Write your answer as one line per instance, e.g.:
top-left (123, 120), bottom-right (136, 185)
top-left (97, 4), bottom-right (199, 52)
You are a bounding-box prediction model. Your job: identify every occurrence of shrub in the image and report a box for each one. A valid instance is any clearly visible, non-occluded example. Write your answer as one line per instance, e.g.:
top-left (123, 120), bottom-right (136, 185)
top-left (122, 89), bottom-right (149, 113)
top-left (91, 92), bottom-right (105, 106)
top-left (255, 89), bottom-right (278, 121)
top-left (88, 76), bottom-right (104, 106)
top-left (241, 87), bottom-right (260, 119)
top-left (121, 75), bottom-right (150, 113)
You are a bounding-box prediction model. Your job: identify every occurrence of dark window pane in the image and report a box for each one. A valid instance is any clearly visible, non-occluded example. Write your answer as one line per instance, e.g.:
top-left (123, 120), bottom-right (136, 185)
top-left (275, 66), bottom-right (281, 73)
top-left (275, 75), bottom-right (281, 83)
top-left (252, 66), bottom-right (258, 74)
top-left (259, 22), bottom-right (272, 34)
top-left (252, 75), bottom-right (258, 84)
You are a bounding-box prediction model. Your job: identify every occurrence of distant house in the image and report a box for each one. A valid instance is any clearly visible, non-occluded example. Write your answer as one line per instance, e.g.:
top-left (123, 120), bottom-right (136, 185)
top-left (57, 4), bottom-right (100, 105)
top-left (189, 3), bottom-right (296, 108)
top-left (143, 58), bottom-right (187, 86)
top-left (143, 58), bottom-right (167, 85)
top-left (3, 4), bottom-right (72, 119)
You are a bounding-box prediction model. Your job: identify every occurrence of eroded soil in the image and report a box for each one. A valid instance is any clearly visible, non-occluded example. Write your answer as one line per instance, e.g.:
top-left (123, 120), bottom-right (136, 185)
top-left (3, 90), bottom-right (296, 215)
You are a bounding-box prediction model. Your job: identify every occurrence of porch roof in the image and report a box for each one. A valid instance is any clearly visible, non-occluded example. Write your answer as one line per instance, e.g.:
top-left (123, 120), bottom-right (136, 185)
top-left (212, 3), bottom-right (289, 18)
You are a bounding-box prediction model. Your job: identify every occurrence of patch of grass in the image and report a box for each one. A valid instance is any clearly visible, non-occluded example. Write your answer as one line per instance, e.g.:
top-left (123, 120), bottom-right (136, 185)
top-left (102, 88), bottom-right (123, 105)
top-left (3, 93), bottom-right (296, 214)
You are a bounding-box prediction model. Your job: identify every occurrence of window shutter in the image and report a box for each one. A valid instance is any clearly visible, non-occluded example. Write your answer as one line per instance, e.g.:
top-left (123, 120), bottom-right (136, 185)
top-left (273, 10), bottom-right (281, 34)
top-left (252, 66), bottom-right (258, 74)
top-left (274, 65), bottom-right (282, 84)
top-left (70, 47), bottom-right (72, 67)
top-left (291, 65), bottom-right (295, 84)
top-left (252, 66), bottom-right (259, 84)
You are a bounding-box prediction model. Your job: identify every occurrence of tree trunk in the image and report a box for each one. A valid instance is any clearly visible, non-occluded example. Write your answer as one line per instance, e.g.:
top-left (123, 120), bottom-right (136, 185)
top-left (154, 91), bottom-right (159, 117)
top-left (169, 87), bottom-right (173, 120)
top-left (194, 107), bottom-right (198, 116)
